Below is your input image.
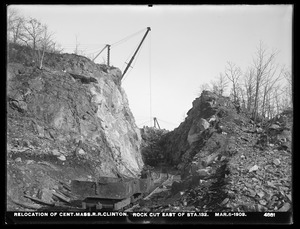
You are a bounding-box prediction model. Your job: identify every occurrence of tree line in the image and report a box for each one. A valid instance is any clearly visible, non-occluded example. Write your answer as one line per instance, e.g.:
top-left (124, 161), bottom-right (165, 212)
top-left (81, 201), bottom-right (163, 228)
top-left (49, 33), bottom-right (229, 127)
top-left (7, 7), bottom-right (65, 69)
top-left (199, 41), bottom-right (292, 122)
top-left (7, 7), bottom-right (106, 68)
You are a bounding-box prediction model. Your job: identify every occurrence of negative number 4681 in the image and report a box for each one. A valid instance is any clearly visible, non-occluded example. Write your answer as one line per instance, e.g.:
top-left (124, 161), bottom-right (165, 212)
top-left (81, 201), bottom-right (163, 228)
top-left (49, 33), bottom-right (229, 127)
top-left (264, 213), bottom-right (275, 217)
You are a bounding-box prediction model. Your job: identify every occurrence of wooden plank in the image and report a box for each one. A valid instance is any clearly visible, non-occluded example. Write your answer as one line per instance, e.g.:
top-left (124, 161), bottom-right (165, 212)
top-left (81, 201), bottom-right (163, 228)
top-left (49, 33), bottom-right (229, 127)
top-left (58, 189), bottom-right (77, 199)
top-left (24, 195), bottom-right (54, 206)
top-left (59, 180), bottom-right (71, 191)
top-left (114, 197), bottom-right (131, 210)
top-left (11, 199), bottom-right (41, 210)
top-left (52, 191), bottom-right (71, 203)
top-left (144, 175), bottom-right (174, 200)
top-left (124, 204), bottom-right (139, 212)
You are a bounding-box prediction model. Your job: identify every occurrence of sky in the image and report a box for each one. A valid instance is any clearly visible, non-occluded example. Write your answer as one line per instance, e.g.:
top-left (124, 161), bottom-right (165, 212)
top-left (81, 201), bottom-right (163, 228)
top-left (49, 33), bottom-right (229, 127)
top-left (9, 5), bottom-right (293, 130)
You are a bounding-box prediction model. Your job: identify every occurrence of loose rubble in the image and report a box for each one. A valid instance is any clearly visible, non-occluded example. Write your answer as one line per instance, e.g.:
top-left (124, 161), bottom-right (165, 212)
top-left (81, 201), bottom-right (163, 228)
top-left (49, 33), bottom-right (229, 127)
top-left (135, 91), bottom-right (292, 213)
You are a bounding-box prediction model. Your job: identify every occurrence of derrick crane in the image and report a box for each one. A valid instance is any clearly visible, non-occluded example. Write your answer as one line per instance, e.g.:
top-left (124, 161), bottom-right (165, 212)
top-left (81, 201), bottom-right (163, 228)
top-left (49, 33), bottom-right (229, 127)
top-left (92, 44), bottom-right (110, 65)
top-left (121, 27), bottom-right (151, 79)
top-left (153, 117), bottom-right (161, 129)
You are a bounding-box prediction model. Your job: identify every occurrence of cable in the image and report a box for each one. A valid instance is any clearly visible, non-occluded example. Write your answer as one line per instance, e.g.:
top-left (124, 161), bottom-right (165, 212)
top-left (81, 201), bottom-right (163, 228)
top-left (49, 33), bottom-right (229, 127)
top-left (149, 31), bottom-right (152, 126)
top-left (136, 117), bottom-right (152, 123)
top-left (156, 118), bottom-right (178, 126)
top-left (137, 120), bottom-right (152, 127)
top-left (111, 28), bottom-right (146, 47)
top-left (122, 38), bottom-right (145, 81)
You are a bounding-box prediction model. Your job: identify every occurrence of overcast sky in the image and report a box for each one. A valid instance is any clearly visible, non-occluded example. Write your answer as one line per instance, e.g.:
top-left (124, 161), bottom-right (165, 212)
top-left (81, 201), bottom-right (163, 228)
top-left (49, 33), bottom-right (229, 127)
top-left (9, 5), bottom-right (293, 130)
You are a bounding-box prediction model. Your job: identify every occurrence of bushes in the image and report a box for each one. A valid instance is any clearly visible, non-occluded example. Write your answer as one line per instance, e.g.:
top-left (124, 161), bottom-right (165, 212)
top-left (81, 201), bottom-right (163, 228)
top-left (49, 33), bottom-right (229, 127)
top-left (140, 127), bottom-right (168, 166)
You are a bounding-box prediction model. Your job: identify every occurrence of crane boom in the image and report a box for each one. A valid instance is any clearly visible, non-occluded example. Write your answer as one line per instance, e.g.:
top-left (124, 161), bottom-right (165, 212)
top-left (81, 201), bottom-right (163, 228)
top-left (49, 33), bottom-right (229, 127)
top-left (121, 27), bottom-right (151, 79)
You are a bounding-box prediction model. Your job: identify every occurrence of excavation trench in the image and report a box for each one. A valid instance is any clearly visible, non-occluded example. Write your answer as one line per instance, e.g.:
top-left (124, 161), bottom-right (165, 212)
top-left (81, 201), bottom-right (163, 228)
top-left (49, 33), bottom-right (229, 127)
top-left (130, 159), bottom-right (231, 212)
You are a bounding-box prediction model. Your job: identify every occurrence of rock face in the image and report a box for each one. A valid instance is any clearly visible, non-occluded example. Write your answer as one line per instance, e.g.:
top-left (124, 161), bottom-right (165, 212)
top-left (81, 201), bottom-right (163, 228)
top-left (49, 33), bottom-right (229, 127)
top-left (7, 44), bottom-right (144, 210)
top-left (187, 118), bottom-right (210, 145)
top-left (149, 91), bottom-right (292, 213)
top-left (161, 91), bottom-right (242, 175)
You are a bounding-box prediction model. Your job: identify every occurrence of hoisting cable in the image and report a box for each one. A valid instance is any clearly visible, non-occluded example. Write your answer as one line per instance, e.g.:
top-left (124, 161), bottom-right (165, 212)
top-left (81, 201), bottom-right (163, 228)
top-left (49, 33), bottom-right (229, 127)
top-left (149, 31), bottom-right (152, 126)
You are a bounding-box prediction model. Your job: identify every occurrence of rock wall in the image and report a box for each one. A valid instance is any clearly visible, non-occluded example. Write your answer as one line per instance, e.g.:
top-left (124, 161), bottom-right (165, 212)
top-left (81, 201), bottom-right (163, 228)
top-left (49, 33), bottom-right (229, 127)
top-left (7, 44), bottom-right (145, 209)
top-left (161, 90), bottom-right (247, 177)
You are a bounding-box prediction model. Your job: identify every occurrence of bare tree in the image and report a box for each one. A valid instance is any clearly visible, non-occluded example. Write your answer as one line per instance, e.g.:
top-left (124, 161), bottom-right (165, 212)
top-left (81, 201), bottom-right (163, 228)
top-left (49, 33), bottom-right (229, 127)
top-left (37, 24), bottom-right (55, 69)
top-left (225, 61), bottom-right (242, 103)
top-left (7, 7), bottom-right (25, 44)
top-left (21, 18), bottom-right (44, 50)
top-left (260, 64), bottom-right (284, 118)
top-left (198, 83), bottom-right (211, 96)
top-left (251, 41), bottom-right (278, 122)
top-left (238, 86), bottom-right (247, 111)
top-left (211, 73), bottom-right (229, 96)
top-left (74, 34), bottom-right (80, 55)
top-left (272, 85), bottom-right (282, 117)
top-left (284, 69), bottom-right (293, 108)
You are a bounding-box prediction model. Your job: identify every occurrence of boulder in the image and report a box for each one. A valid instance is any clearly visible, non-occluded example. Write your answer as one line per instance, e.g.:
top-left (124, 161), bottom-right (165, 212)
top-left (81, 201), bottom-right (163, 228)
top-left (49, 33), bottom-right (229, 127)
top-left (249, 165), bottom-right (259, 172)
top-left (269, 124), bottom-right (281, 130)
top-left (273, 159), bottom-right (281, 166)
top-left (57, 155), bottom-right (66, 161)
top-left (196, 168), bottom-right (211, 178)
top-left (15, 157), bottom-right (22, 163)
top-left (52, 149), bottom-right (60, 156)
top-left (187, 118), bottom-right (210, 145)
top-left (78, 148), bottom-right (86, 155)
top-left (38, 188), bottom-right (54, 203)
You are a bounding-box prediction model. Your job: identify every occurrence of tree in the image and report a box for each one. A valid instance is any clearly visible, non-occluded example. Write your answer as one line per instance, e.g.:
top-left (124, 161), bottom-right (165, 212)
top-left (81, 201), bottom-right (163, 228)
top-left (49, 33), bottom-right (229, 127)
top-left (238, 86), bottom-right (247, 111)
top-left (74, 34), bottom-right (80, 55)
top-left (284, 69), bottom-right (293, 108)
top-left (260, 64), bottom-right (284, 118)
top-left (251, 41), bottom-right (278, 122)
top-left (242, 67), bottom-right (255, 113)
top-left (7, 7), bottom-right (25, 44)
top-left (37, 24), bottom-right (55, 69)
top-left (211, 73), bottom-right (229, 96)
top-left (21, 18), bottom-right (44, 50)
top-left (198, 83), bottom-right (211, 96)
top-left (225, 61), bottom-right (242, 103)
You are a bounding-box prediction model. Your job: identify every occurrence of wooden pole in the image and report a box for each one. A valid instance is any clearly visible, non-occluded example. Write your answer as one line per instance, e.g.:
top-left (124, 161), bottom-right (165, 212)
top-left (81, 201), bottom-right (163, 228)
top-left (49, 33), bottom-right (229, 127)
top-left (107, 45), bottom-right (110, 66)
top-left (92, 44), bottom-right (108, 62)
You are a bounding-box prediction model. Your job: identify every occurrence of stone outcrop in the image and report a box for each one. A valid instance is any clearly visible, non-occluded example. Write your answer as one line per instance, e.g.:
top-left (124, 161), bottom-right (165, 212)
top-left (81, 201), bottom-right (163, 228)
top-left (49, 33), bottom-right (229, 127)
top-left (161, 90), bottom-right (247, 178)
top-left (7, 44), bottom-right (144, 210)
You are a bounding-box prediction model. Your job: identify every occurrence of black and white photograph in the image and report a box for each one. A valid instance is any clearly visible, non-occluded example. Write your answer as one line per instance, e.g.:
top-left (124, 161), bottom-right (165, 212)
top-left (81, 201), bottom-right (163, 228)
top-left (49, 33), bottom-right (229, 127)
top-left (6, 4), bottom-right (293, 224)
